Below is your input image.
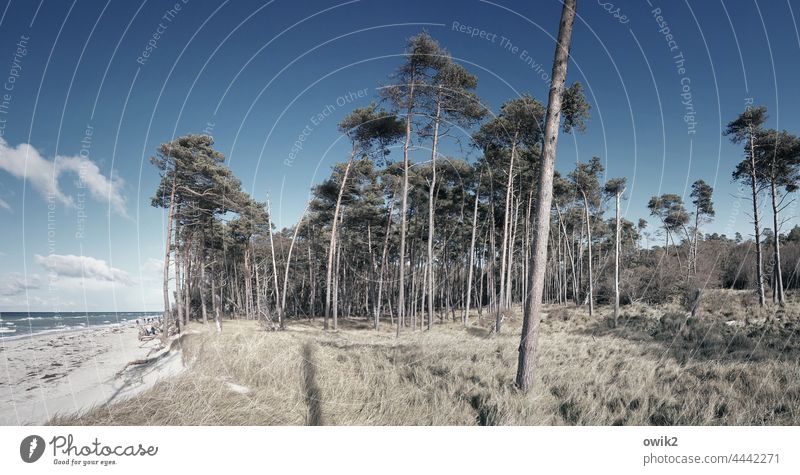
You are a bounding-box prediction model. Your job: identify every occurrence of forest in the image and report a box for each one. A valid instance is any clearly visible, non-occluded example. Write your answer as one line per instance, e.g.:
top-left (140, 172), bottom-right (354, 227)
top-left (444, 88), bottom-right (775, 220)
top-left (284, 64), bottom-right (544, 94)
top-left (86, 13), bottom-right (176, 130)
top-left (80, 0), bottom-right (800, 426)
top-left (39, 0), bottom-right (800, 426)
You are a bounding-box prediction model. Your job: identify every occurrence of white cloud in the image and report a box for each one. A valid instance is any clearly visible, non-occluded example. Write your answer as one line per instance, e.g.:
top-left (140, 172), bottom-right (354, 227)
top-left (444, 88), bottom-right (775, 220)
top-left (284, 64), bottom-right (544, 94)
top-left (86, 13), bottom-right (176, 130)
top-left (0, 138), bottom-right (127, 216)
top-left (0, 272), bottom-right (40, 296)
top-left (0, 197), bottom-right (10, 211)
top-left (142, 257), bottom-right (163, 276)
top-left (35, 254), bottom-right (134, 285)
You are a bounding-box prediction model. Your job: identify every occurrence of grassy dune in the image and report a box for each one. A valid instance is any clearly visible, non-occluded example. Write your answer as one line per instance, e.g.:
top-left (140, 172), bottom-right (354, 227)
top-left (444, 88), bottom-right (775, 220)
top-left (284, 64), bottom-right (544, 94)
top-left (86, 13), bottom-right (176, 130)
top-left (54, 291), bottom-right (800, 425)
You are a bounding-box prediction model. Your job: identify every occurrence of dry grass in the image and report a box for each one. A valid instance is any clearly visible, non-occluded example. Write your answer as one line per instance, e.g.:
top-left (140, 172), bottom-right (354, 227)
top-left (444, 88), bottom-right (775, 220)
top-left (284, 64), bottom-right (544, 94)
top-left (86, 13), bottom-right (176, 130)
top-left (53, 294), bottom-right (800, 425)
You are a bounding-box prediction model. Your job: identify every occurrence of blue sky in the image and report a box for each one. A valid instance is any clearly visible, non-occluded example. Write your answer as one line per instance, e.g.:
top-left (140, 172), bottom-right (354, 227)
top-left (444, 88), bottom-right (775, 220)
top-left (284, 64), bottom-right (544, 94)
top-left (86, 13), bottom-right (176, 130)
top-left (0, 0), bottom-right (798, 311)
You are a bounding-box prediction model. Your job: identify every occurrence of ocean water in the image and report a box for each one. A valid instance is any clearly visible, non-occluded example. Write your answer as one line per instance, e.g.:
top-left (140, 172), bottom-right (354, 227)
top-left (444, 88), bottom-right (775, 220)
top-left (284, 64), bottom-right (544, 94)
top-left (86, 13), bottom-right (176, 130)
top-left (0, 311), bottom-right (162, 339)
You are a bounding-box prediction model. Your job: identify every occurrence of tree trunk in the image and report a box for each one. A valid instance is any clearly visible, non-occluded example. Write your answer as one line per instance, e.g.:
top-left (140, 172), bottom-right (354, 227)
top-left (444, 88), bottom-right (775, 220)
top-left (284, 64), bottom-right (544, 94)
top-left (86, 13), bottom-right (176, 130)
top-left (175, 235), bottom-right (183, 332)
top-left (308, 240), bottom-right (315, 319)
top-left (613, 191), bottom-right (621, 326)
top-left (325, 152), bottom-right (355, 330)
top-left (183, 244), bottom-right (191, 326)
top-left (516, 0), bottom-right (576, 393)
top-left (692, 204), bottom-right (700, 275)
top-left (555, 205), bottom-right (578, 305)
top-left (243, 245), bottom-right (254, 320)
top-left (200, 251), bottom-right (208, 325)
top-left (506, 195), bottom-right (520, 308)
top-left (464, 178), bottom-right (481, 326)
top-left (376, 200), bottom-right (394, 330)
top-left (478, 230), bottom-right (487, 321)
top-left (750, 131), bottom-right (766, 306)
top-left (267, 200), bottom-right (282, 327)
top-left (497, 136), bottom-right (518, 333)
top-left (281, 206), bottom-right (307, 328)
top-left (427, 94), bottom-right (442, 331)
top-left (397, 79), bottom-right (415, 338)
top-left (160, 176), bottom-right (177, 344)
top-left (333, 234), bottom-right (341, 330)
top-left (211, 273), bottom-right (222, 333)
top-left (770, 180), bottom-right (785, 305)
top-left (581, 191), bottom-right (594, 317)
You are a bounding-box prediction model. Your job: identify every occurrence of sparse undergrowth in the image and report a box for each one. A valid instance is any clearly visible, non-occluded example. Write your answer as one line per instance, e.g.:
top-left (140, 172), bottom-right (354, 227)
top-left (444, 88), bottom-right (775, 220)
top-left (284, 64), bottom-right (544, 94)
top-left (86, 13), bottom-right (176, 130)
top-left (53, 296), bottom-right (800, 426)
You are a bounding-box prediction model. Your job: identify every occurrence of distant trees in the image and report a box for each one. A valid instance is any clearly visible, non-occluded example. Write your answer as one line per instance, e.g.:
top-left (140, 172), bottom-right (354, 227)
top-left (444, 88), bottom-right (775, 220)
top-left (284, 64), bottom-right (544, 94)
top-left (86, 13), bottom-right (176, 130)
top-left (552, 173), bottom-right (579, 305)
top-left (569, 157), bottom-right (604, 317)
top-left (324, 105), bottom-right (403, 330)
top-left (647, 194), bottom-right (689, 261)
top-left (382, 32), bottom-right (444, 336)
top-left (421, 54), bottom-right (485, 330)
top-left (473, 95), bottom-right (545, 332)
top-left (689, 180), bottom-right (714, 275)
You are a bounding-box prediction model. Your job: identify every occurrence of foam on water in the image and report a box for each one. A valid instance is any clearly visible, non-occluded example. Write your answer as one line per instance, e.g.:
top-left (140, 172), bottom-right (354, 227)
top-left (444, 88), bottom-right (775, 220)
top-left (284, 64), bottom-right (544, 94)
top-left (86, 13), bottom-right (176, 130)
top-left (0, 311), bottom-right (161, 339)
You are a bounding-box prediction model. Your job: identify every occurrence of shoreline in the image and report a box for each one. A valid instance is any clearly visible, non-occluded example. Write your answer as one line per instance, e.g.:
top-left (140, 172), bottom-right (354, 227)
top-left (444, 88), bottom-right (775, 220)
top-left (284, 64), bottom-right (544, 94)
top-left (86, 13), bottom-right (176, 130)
top-left (0, 313), bottom-right (163, 343)
top-left (0, 322), bottom-right (183, 425)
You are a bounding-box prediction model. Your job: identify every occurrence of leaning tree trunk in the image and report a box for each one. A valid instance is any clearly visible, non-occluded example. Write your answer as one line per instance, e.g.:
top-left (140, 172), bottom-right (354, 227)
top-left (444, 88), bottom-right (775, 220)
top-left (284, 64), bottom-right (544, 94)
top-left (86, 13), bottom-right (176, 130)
top-left (464, 178), bottom-right (481, 326)
top-left (770, 180), bottom-right (785, 305)
top-left (516, 0), bottom-right (577, 393)
top-left (266, 201), bottom-right (282, 327)
top-left (325, 151), bottom-right (355, 330)
top-left (749, 131), bottom-right (766, 307)
top-left (376, 200), bottom-right (394, 330)
top-left (278, 207), bottom-right (305, 329)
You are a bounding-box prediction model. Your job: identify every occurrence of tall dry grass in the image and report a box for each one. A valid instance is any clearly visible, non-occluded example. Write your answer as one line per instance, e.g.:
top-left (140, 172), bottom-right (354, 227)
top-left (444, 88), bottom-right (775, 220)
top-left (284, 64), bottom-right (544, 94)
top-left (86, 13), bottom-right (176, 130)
top-left (53, 294), bottom-right (800, 425)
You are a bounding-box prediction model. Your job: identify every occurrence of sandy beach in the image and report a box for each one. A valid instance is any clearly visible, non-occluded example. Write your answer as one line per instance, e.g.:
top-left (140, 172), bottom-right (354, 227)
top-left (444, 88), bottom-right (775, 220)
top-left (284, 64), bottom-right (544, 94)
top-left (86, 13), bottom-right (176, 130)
top-left (0, 324), bottom-right (183, 425)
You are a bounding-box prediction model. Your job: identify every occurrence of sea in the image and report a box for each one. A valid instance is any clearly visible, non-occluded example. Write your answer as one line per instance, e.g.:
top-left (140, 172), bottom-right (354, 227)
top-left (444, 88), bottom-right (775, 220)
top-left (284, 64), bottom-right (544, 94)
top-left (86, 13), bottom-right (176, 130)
top-left (0, 311), bottom-right (163, 339)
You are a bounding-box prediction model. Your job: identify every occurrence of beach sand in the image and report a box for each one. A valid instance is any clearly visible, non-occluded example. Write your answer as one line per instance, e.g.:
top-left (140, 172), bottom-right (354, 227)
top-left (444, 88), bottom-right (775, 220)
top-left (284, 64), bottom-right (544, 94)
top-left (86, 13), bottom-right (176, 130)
top-left (0, 324), bottom-right (183, 425)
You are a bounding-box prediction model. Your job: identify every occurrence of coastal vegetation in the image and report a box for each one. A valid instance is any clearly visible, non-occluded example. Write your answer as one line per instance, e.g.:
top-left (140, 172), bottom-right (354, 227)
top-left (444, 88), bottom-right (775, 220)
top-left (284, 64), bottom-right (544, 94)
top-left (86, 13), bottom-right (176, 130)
top-left (59, 0), bottom-right (800, 425)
